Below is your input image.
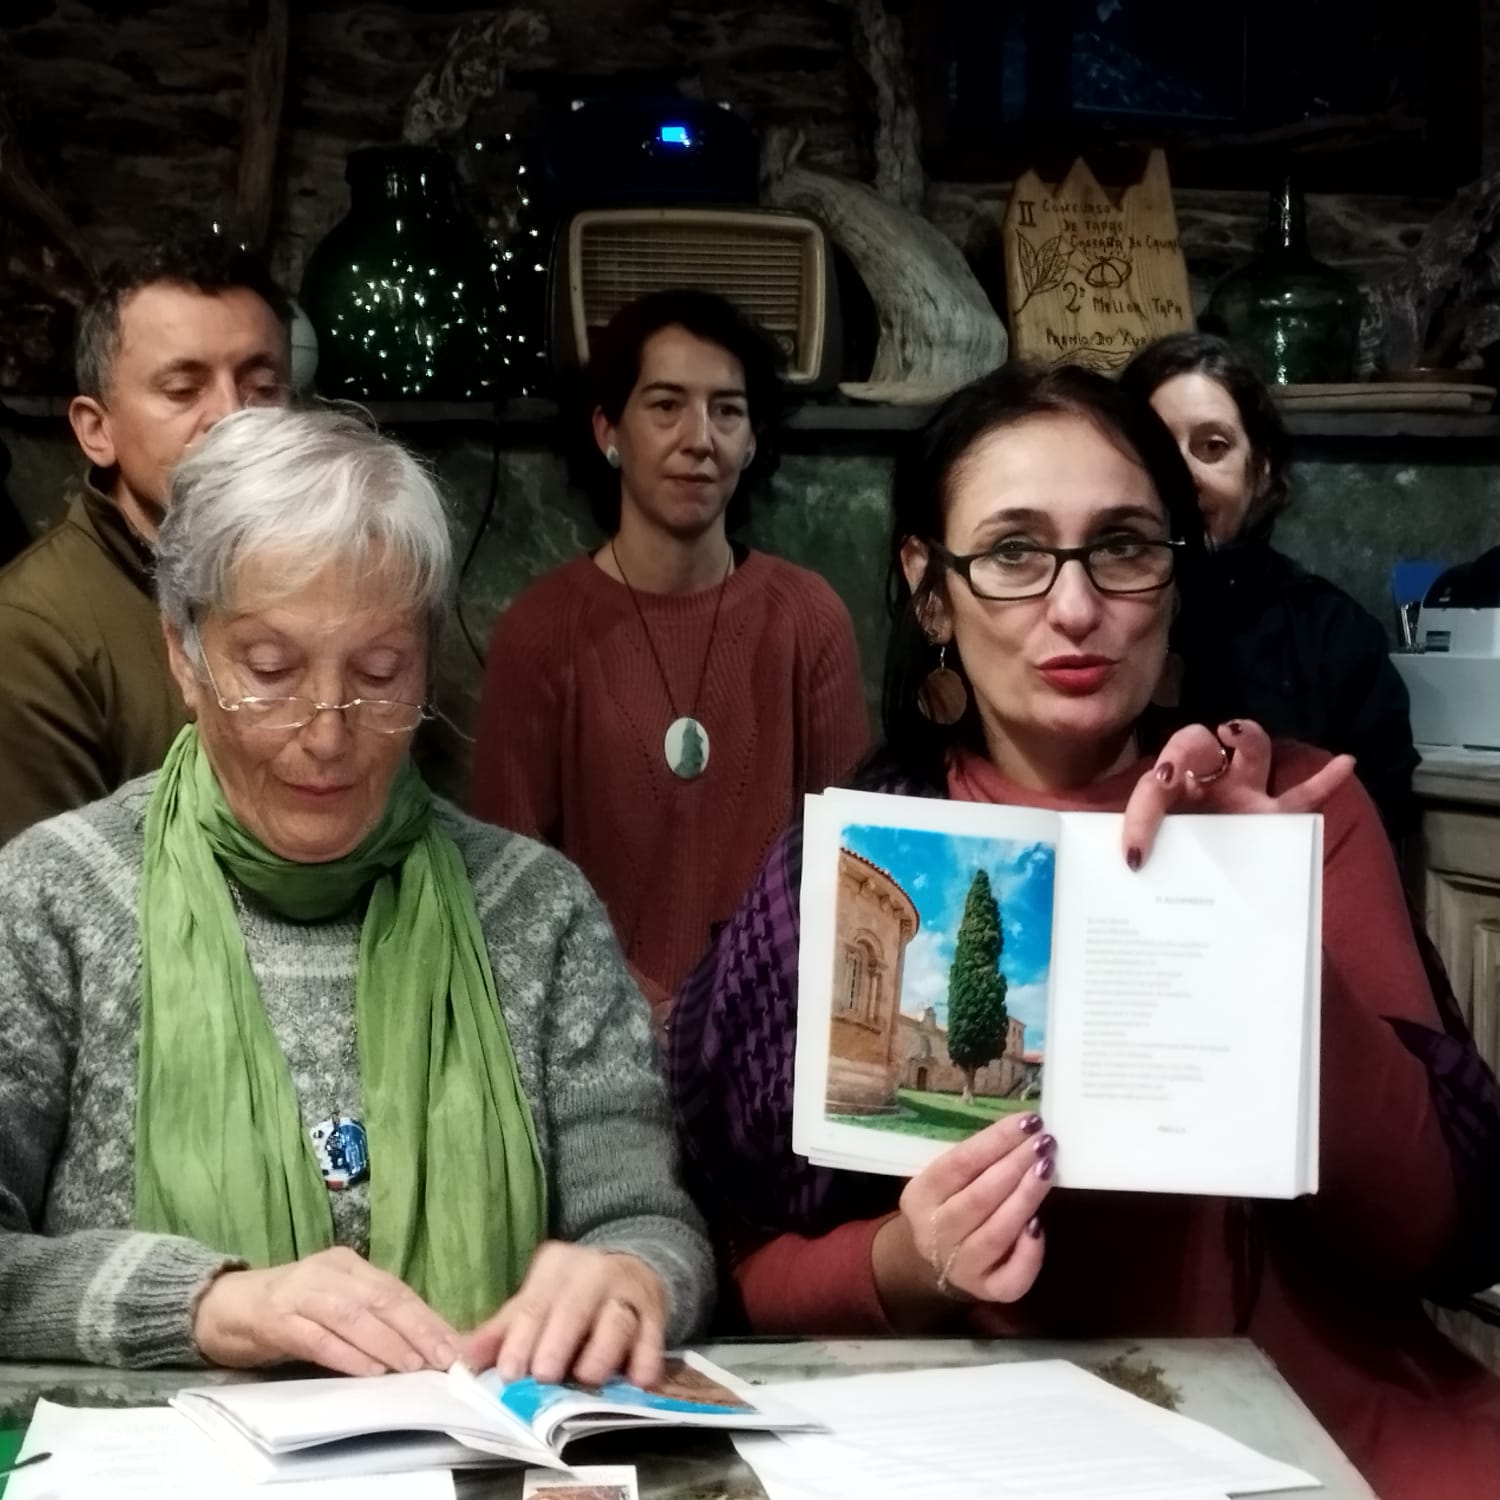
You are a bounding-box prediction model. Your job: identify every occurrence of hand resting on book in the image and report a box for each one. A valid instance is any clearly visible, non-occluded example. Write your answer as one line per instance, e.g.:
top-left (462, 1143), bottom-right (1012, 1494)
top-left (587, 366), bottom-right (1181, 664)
top-left (1122, 719), bottom-right (1355, 868)
top-left (193, 1245), bottom-right (462, 1376)
top-left (462, 1240), bottom-right (669, 1389)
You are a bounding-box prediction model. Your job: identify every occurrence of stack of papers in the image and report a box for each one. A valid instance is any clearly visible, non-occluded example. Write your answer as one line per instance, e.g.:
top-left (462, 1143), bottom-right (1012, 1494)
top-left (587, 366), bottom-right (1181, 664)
top-left (732, 1361), bottom-right (1321, 1500)
top-left (4, 1401), bottom-right (454, 1499)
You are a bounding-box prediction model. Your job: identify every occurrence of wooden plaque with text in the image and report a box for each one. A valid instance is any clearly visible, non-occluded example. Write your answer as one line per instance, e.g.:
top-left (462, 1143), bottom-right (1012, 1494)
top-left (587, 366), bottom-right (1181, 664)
top-left (1001, 150), bottom-right (1194, 374)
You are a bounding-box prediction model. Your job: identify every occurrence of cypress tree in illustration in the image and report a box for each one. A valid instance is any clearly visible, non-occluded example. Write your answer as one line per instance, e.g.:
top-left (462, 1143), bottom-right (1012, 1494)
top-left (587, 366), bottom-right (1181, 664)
top-left (945, 868), bottom-right (1009, 1104)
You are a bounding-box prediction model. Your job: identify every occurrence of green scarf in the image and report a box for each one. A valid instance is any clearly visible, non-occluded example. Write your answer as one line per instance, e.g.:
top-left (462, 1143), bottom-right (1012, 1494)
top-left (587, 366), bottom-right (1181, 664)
top-left (134, 726), bottom-right (546, 1330)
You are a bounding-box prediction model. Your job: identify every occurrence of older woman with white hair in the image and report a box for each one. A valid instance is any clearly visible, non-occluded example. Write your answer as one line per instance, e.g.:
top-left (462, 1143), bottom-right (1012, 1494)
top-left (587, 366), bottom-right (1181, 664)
top-left (0, 405), bottom-right (712, 1386)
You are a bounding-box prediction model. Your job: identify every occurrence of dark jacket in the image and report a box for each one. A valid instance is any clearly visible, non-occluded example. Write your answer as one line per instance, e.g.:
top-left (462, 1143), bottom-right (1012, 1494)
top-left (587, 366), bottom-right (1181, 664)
top-left (1184, 541), bottom-right (1418, 841)
top-left (0, 474), bottom-right (186, 843)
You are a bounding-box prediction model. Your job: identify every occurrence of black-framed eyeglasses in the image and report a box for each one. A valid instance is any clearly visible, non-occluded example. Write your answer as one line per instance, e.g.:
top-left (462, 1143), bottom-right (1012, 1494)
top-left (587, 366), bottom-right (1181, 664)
top-left (929, 537), bottom-right (1184, 602)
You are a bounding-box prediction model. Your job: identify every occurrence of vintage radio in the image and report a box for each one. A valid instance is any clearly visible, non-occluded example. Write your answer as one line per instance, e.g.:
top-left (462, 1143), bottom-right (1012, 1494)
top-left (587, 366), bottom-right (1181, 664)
top-left (549, 207), bottom-right (841, 387)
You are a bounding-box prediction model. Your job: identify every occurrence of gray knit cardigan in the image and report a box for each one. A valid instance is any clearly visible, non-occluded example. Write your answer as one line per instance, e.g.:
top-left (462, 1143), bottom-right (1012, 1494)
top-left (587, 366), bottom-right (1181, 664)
top-left (0, 775), bottom-right (714, 1366)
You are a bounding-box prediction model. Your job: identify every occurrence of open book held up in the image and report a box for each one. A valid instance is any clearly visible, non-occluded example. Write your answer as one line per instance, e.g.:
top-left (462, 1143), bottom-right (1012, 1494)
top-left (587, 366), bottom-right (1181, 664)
top-left (794, 790), bottom-right (1322, 1198)
top-left (172, 1352), bottom-right (814, 1483)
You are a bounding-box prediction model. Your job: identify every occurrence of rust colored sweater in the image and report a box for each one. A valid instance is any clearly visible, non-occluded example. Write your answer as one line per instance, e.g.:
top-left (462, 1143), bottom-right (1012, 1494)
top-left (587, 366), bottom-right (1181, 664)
top-left (470, 550), bottom-right (869, 1011)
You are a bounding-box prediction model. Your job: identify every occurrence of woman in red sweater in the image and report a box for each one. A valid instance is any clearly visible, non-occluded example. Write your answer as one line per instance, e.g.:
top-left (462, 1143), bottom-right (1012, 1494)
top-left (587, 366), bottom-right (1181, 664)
top-left (470, 291), bottom-right (868, 1016)
top-left (668, 362), bottom-right (1500, 1499)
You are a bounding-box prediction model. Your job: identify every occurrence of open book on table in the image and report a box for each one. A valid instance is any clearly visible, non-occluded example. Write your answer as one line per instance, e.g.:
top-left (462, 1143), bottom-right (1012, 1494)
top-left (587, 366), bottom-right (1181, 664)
top-left (172, 1352), bottom-right (814, 1483)
top-left (794, 789), bottom-right (1322, 1198)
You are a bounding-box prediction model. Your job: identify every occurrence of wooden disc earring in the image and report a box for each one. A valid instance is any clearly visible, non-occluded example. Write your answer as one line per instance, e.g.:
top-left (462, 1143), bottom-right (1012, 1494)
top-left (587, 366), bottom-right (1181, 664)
top-left (917, 642), bottom-right (969, 726)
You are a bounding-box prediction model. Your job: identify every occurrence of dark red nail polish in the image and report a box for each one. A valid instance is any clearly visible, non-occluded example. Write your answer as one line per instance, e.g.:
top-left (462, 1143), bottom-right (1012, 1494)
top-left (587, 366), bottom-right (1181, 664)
top-left (1026, 1216), bottom-right (1044, 1238)
top-left (1126, 846), bottom-right (1142, 872)
top-left (1155, 761), bottom-right (1174, 785)
top-left (1019, 1113), bottom-right (1044, 1135)
top-left (1034, 1155), bottom-right (1055, 1181)
top-left (1034, 1133), bottom-right (1057, 1156)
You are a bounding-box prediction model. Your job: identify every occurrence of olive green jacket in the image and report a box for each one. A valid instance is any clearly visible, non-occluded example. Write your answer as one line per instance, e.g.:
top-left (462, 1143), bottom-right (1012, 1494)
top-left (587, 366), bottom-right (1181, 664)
top-left (0, 475), bottom-right (185, 843)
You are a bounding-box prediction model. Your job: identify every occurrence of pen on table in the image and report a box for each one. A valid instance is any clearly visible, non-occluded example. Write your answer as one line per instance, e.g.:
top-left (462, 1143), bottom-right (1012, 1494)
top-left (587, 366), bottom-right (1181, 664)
top-left (0, 1449), bottom-right (52, 1478)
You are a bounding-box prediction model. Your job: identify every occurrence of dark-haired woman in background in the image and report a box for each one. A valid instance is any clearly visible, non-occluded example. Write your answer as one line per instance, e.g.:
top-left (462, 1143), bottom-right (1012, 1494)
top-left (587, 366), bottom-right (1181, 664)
top-left (668, 361), bottom-right (1500, 1500)
top-left (1121, 332), bottom-right (1417, 841)
top-left (471, 290), bottom-right (867, 1018)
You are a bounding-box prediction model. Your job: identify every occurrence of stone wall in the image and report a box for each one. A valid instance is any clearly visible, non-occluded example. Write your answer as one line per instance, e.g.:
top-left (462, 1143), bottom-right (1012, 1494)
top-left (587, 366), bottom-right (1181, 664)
top-left (898, 1007), bottom-right (1027, 1100)
top-left (1, 0), bottom-right (872, 385)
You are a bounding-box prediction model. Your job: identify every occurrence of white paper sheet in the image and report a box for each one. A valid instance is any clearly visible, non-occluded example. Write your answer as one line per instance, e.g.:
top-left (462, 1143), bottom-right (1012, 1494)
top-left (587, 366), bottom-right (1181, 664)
top-left (1045, 812), bottom-right (1320, 1197)
top-left (6, 1400), bottom-right (455, 1499)
top-left (730, 1361), bottom-right (1319, 1500)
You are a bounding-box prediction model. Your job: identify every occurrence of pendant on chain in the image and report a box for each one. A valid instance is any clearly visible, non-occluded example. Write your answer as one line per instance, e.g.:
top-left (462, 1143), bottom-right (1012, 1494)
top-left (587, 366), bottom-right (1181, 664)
top-left (664, 716), bottom-right (710, 779)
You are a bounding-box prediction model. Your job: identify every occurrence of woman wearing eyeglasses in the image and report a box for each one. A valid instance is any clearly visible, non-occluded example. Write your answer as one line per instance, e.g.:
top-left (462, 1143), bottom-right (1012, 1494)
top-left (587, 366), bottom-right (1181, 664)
top-left (667, 363), bottom-right (1500, 1499)
top-left (0, 405), bottom-right (711, 1388)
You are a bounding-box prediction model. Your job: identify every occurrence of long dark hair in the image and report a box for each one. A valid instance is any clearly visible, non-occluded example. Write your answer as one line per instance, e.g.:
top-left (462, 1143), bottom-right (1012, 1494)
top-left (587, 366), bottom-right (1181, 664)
top-left (1119, 331), bottom-right (1292, 542)
top-left (573, 288), bottom-right (784, 535)
top-left (878, 361), bottom-right (1208, 788)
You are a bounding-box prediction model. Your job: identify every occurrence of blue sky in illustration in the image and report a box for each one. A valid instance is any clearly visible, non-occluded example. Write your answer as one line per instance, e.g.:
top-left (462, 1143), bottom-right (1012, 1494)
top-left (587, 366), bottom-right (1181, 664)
top-left (840, 824), bottom-right (1056, 1053)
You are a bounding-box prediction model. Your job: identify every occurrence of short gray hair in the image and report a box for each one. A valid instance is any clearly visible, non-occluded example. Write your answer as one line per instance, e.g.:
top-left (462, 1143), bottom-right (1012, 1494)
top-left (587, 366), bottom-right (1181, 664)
top-left (156, 406), bottom-right (454, 648)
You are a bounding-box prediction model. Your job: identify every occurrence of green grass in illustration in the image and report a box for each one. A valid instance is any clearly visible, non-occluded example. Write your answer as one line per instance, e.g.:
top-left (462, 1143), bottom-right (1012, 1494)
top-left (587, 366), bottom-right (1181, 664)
top-left (839, 1088), bottom-right (1030, 1140)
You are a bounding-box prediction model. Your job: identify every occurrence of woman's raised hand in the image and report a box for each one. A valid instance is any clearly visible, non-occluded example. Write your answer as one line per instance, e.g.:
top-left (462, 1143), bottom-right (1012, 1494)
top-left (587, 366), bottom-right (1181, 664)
top-left (874, 1113), bottom-right (1055, 1322)
top-left (192, 1246), bottom-right (461, 1376)
top-left (1121, 719), bottom-right (1355, 869)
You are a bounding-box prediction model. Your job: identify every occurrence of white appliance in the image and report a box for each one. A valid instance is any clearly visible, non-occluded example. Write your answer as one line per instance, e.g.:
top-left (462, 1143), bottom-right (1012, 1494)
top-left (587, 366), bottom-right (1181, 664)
top-left (1391, 550), bottom-right (1500, 751)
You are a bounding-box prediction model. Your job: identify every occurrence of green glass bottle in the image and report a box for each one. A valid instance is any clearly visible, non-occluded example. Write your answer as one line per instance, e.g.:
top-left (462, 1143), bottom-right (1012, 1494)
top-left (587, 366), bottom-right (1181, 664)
top-left (301, 147), bottom-right (505, 400)
top-left (1202, 176), bottom-right (1361, 385)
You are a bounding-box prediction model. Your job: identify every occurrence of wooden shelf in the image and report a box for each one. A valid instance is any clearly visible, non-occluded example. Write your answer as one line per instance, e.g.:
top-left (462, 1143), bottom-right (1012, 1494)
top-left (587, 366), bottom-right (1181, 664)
top-left (1280, 410), bottom-right (1500, 440)
top-left (7, 394), bottom-right (1500, 442)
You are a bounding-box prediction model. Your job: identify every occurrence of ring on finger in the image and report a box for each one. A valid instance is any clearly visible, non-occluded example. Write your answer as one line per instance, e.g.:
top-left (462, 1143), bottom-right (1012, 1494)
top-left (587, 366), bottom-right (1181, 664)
top-left (1186, 742), bottom-right (1231, 786)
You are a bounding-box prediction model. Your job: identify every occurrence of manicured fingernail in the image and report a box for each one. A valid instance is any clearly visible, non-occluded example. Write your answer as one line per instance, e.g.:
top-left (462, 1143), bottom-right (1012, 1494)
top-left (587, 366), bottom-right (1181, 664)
top-left (1226, 720), bottom-right (1243, 736)
top-left (1034, 1155), bottom-right (1055, 1181)
top-left (1018, 1113), bottom-right (1044, 1135)
top-left (1155, 761), bottom-right (1174, 785)
top-left (437, 1341), bottom-right (459, 1368)
top-left (1034, 1133), bottom-right (1056, 1156)
top-left (1026, 1216), bottom-right (1044, 1238)
top-left (1126, 846), bottom-right (1142, 872)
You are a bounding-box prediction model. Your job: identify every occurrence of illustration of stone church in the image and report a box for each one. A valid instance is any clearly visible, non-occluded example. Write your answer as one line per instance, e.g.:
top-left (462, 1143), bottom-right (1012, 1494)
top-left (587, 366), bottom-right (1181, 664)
top-left (826, 848), bottom-right (1030, 1115)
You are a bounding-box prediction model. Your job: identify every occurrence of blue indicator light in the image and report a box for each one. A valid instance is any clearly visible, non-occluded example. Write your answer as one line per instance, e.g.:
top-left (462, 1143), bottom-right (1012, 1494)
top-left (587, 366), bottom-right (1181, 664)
top-left (659, 124), bottom-right (692, 147)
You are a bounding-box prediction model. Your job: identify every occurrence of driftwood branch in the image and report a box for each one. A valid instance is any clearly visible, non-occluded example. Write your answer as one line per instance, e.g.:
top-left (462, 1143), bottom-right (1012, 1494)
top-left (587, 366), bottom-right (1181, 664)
top-left (402, 9), bottom-right (551, 146)
top-left (837, 0), bottom-right (923, 214)
top-left (1360, 170), bottom-right (1500, 373)
top-left (234, 0), bottom-right (289, 252)
top-left (761, 128), bottom-right (1004, 396)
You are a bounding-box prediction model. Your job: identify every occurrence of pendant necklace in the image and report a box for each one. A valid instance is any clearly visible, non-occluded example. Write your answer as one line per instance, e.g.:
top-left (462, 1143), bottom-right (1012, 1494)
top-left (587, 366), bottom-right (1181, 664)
top-left (610, 539), bottom-right (733, 780)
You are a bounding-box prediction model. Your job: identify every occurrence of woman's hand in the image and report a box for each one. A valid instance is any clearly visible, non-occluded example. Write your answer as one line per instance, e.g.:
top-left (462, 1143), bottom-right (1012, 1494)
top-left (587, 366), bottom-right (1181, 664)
top-left (193, 1246), bottom-right (461, 1376)
top-left (1122, 719), bottom-right (1355, 869)
top-left (462, 1243), bottom-right (668, 1389)
top-left (874, 1114), bottom-right (1055, 1324)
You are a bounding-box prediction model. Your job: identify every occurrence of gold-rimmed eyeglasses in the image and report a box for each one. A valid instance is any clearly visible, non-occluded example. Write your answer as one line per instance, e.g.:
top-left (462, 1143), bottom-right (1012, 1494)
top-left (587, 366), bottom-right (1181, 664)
top-left (194, 635), bottom-right (432, 735)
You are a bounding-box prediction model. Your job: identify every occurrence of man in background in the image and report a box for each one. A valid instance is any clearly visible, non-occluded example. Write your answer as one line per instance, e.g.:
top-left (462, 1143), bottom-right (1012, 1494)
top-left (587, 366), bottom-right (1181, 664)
top-left (0, 235), bottom-right (290, 842)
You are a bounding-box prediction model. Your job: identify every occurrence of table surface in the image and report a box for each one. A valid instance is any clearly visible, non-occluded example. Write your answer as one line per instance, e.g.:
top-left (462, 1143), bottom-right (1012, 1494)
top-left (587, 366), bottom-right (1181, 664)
top-left (0, 1336), bottom-right (1372, 1499)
